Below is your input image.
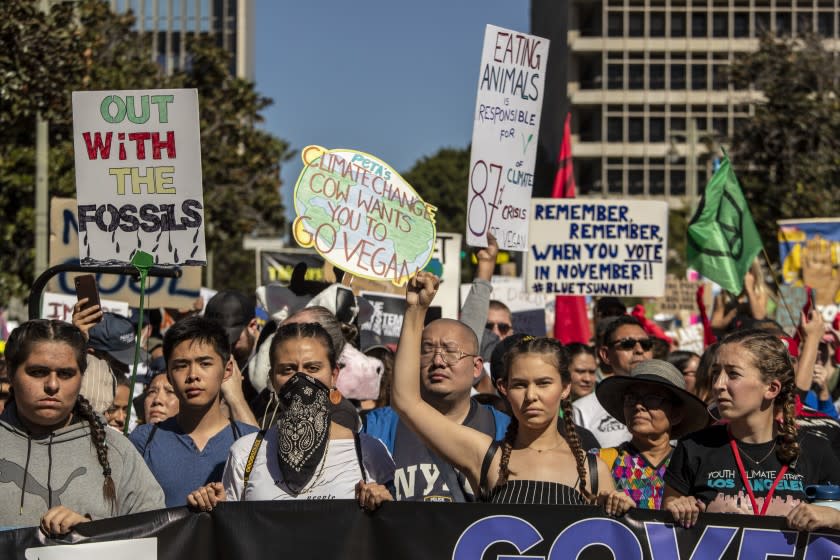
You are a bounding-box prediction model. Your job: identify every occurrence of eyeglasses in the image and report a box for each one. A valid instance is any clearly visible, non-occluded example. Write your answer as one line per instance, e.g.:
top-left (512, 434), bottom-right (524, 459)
top-left (611, 337), bottom-right (654, 351)
top-left (420, 344), bottom-right (477, 365)
top-left (623, 393), bottom-right (671, 409)
top-left (486, 322), bottom-right (512, 335)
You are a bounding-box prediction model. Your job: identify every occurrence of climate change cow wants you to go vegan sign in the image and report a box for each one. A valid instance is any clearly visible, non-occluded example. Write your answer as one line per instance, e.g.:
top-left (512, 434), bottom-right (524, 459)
top-left (292, 145), bottom-right (437, 286)
top-left (72, 89), bottom-right (206, 266)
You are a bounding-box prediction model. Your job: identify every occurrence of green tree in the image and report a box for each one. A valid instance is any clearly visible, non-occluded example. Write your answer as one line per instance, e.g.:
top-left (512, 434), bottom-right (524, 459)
top-left (0, 0), bottom-right (290, 302)
top-left (729, 32), bottom-right (840, 263)
top-left (402, 147), bottom-right (469, 237)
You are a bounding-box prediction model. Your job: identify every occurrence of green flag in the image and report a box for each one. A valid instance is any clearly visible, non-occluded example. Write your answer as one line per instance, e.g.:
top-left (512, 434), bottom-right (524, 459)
top-left (687, 155), bottom-right (762, 294)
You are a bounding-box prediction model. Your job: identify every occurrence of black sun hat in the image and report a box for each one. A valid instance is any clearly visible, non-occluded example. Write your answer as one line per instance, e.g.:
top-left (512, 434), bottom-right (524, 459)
top-left (595, 359), bottom-right (708, 439)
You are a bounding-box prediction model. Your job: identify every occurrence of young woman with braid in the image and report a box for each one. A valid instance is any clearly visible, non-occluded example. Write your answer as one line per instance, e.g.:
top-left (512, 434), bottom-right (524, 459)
top-left (0, 320), bottom-right (164, 533)
top-left (664, 329), bottom-right (840, 529)
top-left (392, 273), bottom-right (616, 505)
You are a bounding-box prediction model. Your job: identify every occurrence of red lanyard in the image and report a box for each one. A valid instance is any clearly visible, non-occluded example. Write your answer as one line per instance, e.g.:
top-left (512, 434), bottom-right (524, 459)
top-left (728, 436), bottom-right (788, 516)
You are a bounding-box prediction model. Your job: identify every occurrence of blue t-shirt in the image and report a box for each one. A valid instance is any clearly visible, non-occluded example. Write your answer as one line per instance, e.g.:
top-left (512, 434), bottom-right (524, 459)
top-left (129, 417), bottom-right (257, 507)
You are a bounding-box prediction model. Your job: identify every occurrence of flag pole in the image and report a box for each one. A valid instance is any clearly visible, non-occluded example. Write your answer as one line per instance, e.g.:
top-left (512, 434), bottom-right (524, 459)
top-left (760, 247), bottom-right (797, 330)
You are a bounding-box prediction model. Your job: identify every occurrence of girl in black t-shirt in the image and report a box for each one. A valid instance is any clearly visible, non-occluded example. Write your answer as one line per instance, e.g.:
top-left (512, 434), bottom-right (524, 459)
top-left (664, 329), bottom-right (840, 528)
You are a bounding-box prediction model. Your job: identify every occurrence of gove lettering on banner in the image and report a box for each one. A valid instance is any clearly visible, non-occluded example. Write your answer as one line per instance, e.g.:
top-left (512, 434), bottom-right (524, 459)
top-left (72, 89), bottom-right (206, 266)
top-left (292, 145), bottom-right (437, 286)
top-left (527, 199), bottom-right (668, 297)
top-left (466, 25), bottom-right (549, 252)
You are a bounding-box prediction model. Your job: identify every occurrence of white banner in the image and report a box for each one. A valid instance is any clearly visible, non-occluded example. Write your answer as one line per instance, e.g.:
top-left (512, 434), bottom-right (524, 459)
top-left (526, 198), bottom-right (669, 297)
top-left (433, 232), bottom-right (463, 319)
top-left (26, 538), bottom-right (157, 560)
top-left (42, 292), bottom-right (130, 322)
top-left (72, 89), bottom-right (205, 266)
top-left (466, 25), bottom-right (549, 252)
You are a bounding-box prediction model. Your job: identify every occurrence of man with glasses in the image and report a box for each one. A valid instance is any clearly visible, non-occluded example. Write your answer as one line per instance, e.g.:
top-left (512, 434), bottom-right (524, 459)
top-left (364, 318), bottom-right (509, 502)
top-left (486, 300), bottom-right (514, 341)
top-left (573, 315), bottom-right (653, 448)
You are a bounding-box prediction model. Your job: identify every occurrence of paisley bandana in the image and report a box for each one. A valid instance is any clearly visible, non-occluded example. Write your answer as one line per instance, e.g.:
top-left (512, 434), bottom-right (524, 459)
top-left (276, 373), bottom-right (331, 495)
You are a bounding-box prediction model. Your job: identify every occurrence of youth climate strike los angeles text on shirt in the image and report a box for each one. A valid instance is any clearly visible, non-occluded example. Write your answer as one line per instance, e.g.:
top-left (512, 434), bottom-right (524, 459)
top-left (665, 425), bottom-right (840, 515)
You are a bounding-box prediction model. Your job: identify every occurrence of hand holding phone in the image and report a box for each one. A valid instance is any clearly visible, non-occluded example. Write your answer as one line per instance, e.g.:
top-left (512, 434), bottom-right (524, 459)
top-left (74, 274), bottom-right (102, 333)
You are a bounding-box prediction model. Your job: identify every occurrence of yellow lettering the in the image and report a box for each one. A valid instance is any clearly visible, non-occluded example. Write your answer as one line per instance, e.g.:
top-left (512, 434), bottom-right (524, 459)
top-left (155, 166), bottom-right (176, 194)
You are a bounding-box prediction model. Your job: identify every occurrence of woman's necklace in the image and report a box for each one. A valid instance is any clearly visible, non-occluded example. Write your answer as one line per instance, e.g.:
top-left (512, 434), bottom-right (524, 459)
top-left (527, 440), bottom-right (565, 453)
top-left (736, 440), bottom-right (776, 464)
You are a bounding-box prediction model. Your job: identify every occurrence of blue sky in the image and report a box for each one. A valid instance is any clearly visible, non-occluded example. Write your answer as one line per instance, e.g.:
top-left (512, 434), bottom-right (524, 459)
top-left (253, 0), bottom-right (530, 217)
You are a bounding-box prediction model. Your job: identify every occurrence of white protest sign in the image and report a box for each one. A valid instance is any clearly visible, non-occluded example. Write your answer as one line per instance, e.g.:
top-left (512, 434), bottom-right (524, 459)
top-left (527, 199), bottom-right (669, 297)
top-left (72, 89), bottom-right (205, 266)
top-left (26, 538), bottom-right (157, 560)
top-left (293, 145), bottom-right (437, 286)
top-left (460, 276), bottom-right (554, 336)
top-left (42, 292), bottom-right (130, 321)
top-left (432, 232), bottom-right (463, 319)
top-left (466, 25), bottom-right (549, 252)
top-left (48, 197), bottom-right (203, 309)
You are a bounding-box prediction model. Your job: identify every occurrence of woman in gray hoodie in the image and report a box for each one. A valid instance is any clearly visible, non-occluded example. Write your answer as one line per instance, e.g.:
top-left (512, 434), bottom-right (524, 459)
top-left (0, 319), bottom-right (164, 534)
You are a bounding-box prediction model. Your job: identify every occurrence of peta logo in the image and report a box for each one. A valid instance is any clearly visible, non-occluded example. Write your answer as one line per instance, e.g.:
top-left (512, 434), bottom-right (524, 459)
top-left (451, 515), bottom-right (840, 559)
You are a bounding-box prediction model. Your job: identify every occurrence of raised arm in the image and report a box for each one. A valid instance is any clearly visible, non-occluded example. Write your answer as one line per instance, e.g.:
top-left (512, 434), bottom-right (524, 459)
top-left (795, 309), bottom-right (825, 392)
top-left (391, 272), bottom-right (494, 485)
top-left (459, 233), bottom-right (499, 342)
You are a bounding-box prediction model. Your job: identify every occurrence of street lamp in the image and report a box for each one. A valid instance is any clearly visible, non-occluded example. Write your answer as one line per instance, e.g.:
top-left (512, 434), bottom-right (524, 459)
top-left (667, 120), bottom-right (722, 213)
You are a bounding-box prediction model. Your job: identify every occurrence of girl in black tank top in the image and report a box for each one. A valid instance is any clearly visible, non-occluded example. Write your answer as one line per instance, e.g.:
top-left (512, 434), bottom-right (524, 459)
top-left (391, 273), bottom-right (618, 507)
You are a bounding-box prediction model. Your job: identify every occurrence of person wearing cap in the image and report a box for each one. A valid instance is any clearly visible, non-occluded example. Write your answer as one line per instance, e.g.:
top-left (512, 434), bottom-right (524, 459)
top-left (573, 315), bottom-right (654, 448)
top-left (596, 359), bottom-right (708, 514)
top-left (203, 291), bottom-right (260, 428)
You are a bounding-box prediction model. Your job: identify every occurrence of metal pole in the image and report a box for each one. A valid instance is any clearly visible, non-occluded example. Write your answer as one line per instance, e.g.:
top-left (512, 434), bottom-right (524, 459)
top-left (35, 115), bottom-right (49, 277)
top-left (687, 118), bottom-right (698, 213)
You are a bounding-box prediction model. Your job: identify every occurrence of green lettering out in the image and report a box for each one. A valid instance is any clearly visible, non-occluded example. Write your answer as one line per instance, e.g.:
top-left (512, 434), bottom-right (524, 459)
top-left (126, 95), bottom-right (150, 124)
top-left (151, 95), bottom-right (174, 123)
top-left (100, 95), bottom-right (126, 123)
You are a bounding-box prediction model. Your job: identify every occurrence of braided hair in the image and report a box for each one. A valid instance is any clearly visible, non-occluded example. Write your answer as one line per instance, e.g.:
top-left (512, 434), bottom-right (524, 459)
top-left (719, 329), bottom-right (799, 465)
top-left (496, 337), bottom-right (594, 501)
top-left (75, 394), bottom-right (117, 512)
top-left (6, 319), bottom-right (117, 511)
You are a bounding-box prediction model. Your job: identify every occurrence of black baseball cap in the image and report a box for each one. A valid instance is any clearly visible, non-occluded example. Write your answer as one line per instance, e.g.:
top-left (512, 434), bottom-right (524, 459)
top-left (88, 313), bottom-right (147, 366)
top-left (204, 291), bottom-right (255, 346)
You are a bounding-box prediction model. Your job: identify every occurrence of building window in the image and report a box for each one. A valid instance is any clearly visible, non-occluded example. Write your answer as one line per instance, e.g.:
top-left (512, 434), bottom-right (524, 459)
top-left (692, 13), bottom-right (708, 37)
top-left (608, 12), bottom-right (624, 36)
top-left (607, 117), bottom-right (623, 141)
top-left (629, 64), bottom-right (645, 89)
top-left (629, 12), bottom-right (645, 36)
top-left (671, 64), bottom-right (686, 89)
top-left (670, 169), bottom-right (687, 195)
top-left (607, 169), bottom-right (624, 193)
top-left (628, 170), bottom-right (644, 194)
top-left (628, 118), bottom-right (644, 142)
top-left (671, 116), bottom-right (686, 131)
top-left (713, 117), bottom-right (728, 135)
top-left (671, 13), bottom-right (687, 36)
top-left (797, 12), bottom-right (813, 34)
top-left (650, 170), bottom-right (666, 195)
top-left (650, 117), bottom-right (666, 142)
top-left (713, 65), bottom-right (728, 88)
top-left (713, 13), bottom-right (729, 36)
top-left (650, 64), bottom-right (666, 88)
top-left (650, 12), bottom-right (666, 36)
top-left (818, 12), bottom-right (835, 36)
top-left (777, 12), bottom-right (792, 35)
top-left (691, 64), bottom-right (707, 89)
top-left (608, 64), bottom-right (624, 89)
top-left (756, 12), bottom-right (771, 33)
top-left (734, 12), bottom-right (749, 36)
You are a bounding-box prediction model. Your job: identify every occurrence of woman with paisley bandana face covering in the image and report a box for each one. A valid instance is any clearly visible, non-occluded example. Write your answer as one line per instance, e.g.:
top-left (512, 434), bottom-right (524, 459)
top-left (188, 323), bottom-right (395, 510)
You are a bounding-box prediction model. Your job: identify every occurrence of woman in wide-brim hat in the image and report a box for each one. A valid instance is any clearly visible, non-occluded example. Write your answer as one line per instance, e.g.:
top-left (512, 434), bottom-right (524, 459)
top-left (596, 359), bottom-right (709, 515)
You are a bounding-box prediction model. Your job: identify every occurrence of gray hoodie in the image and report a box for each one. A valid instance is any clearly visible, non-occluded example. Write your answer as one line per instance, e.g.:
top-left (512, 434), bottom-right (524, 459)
top-left (0, 403), bottom-right (165, 529)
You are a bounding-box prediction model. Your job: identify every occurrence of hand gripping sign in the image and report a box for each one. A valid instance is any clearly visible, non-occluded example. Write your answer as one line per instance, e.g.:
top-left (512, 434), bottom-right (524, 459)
top-left (292, 146), bottom-right (437, 287)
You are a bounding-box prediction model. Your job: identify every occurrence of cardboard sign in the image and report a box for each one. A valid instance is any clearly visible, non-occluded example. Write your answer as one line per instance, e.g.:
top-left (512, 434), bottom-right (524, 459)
top-left (432, 232), bottom-right (462, 319)
top-left (466, 25), bottom-right (550, 252)
top-left (657, 277), bottom-right (701, 314)
top-left (41, 292), bottom-right (129, 321)
top-left (49, 198), bottom-right (202, 309)
top-left (527, 199), bottom-right (669, 297)
top-left (292, 145), bottom-right (437, 286)
top-left (72, 89), bottom-right (205, 266)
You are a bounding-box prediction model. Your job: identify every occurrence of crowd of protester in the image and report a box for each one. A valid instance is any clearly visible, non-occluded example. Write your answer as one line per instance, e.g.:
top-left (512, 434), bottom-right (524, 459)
top-left (2, 235), bottom-right (840, 539)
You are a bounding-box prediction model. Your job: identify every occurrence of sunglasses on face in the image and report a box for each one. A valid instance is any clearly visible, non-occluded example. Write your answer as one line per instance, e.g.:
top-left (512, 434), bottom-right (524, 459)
top-left (486, 322), bottom-right (512, 335)
top-left (623, 392), bottom-right (671, 409)
top-left (611, 337), bottom-right (654, 351)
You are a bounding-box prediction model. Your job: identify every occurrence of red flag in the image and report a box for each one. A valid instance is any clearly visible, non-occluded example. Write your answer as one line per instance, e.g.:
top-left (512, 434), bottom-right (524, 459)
top-left (695, 285), bottom-right (717, 347)
top-left (552, 113), bottom-right (590, 344)
top-left (551, 113), bottom-right (577, 199)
